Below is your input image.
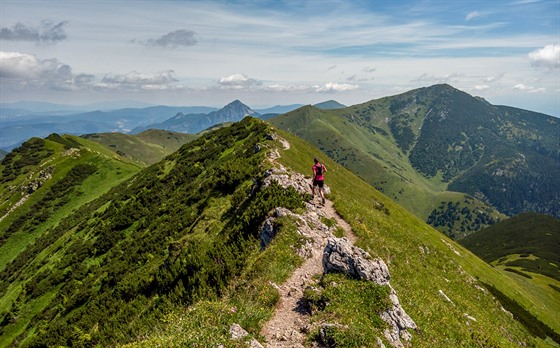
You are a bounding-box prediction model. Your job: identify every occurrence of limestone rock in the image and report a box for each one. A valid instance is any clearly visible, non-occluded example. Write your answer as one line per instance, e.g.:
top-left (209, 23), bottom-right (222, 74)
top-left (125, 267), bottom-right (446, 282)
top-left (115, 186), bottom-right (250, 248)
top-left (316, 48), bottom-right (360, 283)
top-left (322, 237), bottom-right (390, 285)
top-left (229, 323), bottom-right (264, 348)
top-left (262, 165), bottom-right (330, 196)
top-left (322, 237), bottom-right (417, 347)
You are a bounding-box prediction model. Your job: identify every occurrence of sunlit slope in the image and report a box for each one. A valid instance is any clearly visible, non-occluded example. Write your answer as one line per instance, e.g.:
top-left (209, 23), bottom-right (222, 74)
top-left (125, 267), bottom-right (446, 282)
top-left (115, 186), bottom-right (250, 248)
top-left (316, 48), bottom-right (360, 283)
top-left (270, 83), bottom-right (559, 236)
top-left (275, 127), bottom-right (559, 345)
top-left (82, 129), bottom-right (197, 166)
top-left (0, 134), bottom-right (141, 272)
top-left (0, 119), bottom-right (557, 347)
top-left (269, 104), bottom-right (501, 229)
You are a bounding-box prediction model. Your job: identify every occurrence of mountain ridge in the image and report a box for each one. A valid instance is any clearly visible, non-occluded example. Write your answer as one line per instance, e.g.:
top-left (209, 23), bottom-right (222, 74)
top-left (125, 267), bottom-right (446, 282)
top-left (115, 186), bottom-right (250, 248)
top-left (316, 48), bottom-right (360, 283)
top-left (270, 84), bottom-right (560, 236)
top-left (0, 117), bottom-right (558, 346)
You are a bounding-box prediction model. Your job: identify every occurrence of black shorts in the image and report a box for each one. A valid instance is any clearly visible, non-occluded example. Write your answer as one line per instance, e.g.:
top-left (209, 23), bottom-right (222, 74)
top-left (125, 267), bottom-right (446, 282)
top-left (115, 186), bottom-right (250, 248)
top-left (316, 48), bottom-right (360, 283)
top-left (313, 179), bottom-right (324, 188)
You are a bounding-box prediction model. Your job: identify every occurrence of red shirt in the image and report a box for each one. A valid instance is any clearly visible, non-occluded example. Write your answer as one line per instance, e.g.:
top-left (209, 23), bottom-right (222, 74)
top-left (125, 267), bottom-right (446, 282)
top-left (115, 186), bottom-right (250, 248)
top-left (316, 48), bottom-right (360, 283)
top-left (313, 163), bottom-right (326, 181)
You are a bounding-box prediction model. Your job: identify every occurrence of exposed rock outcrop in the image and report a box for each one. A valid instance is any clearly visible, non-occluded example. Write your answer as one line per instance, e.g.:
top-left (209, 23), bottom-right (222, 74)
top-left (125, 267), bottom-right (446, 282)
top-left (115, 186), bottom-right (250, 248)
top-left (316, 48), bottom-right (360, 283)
top-left (323, 237), bottom-right (417, 347)
top-left (22, 166), bottom-right (54, 194)
top-left (263, 164), bottom-right (330, 196)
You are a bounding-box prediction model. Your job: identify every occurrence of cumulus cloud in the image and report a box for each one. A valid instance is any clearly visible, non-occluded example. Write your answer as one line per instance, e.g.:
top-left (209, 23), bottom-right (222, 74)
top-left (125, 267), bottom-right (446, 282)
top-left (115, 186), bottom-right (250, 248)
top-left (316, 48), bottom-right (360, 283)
top-left (473, 84), bottom-right (490, 91)
top-left (483, 73), bottom-right (504, 83)
top-left (512, 83), bottom-right (546, 93)
top-left (264, 84), bottom-right (310, 92)
top-left (0, 51), bottom-right (90, 90)
top-left (528, 44), bottom-right (560, 69)
top-left (0, 20), bottom-right (68, 43)
top-left (138, 29), bottom-right (198, 48)
top-left (99, 70), bottom-right (179, 90)
top-left (316, 82), bottom-right (358, 92)
top-left (218, 73), bottom-right (262, 89)
top-left (465, 11), bottom-right (480, 21)
top-left (362, 66), bottom-right (376, 73)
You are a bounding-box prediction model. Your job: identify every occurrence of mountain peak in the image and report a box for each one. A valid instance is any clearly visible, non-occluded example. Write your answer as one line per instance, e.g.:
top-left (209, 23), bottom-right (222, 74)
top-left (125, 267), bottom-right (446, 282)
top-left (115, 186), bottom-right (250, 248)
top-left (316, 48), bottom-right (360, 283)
top-left (314, 100), bottom-right (347, 110)
top-left (219, 100), bottom-right (258, 117)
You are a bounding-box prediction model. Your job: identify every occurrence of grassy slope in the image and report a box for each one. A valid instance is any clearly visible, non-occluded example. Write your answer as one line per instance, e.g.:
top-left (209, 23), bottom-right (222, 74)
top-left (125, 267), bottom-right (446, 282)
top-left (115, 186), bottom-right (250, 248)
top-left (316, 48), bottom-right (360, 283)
top-left (0, 135), bottom-right (141, 345)
top-left (125, 122), bottom-right (556, 347)
top-left (2, 120), bottom-right (557, 347)
top-left (82, 130), bottom-right (196, 166)
top-left (459, 213), bottom-right (560, 331)
top-left (275, 128), bottom-right (558, 345)
top-left (269, 105), bottom-right (502, 225)
top-left (460, 213), bottom-right (560, 268)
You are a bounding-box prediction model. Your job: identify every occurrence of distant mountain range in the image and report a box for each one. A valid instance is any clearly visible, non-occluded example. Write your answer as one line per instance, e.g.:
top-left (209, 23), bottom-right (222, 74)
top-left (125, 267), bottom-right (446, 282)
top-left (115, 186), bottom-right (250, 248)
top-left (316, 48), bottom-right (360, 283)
top-left (0, 100), bottom-right (348, 150)
top-left (131, 100), bottom-right (259, 134)
top-left (270, 84), bottom-right (560, 237)
top-left (0, 105), bottom-right (218, 150)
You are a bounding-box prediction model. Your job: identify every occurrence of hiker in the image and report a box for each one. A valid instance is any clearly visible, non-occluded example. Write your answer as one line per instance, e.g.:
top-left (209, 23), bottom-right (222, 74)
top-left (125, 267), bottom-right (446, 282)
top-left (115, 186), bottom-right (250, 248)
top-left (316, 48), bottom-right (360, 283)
top-left (312, 158), bottom-right (327, 204)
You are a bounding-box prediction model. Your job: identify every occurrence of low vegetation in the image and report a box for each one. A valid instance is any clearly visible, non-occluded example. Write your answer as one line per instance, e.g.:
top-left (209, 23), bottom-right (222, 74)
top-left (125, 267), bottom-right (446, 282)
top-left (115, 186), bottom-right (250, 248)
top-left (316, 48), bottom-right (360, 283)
top-left (0, 117), bottom-right (558, 347)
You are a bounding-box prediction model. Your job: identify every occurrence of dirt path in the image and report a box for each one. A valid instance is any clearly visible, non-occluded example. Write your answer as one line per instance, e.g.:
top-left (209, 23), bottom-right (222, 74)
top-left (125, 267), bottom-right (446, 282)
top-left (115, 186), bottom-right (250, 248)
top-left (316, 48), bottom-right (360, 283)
top-left (260, 197), bottom-right (356, 347)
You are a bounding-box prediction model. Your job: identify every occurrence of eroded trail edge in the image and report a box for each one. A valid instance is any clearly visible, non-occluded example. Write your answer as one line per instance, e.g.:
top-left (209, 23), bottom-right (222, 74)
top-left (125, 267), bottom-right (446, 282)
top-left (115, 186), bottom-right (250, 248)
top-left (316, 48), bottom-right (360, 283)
top-left (256, 136), bottom-right (417, 348)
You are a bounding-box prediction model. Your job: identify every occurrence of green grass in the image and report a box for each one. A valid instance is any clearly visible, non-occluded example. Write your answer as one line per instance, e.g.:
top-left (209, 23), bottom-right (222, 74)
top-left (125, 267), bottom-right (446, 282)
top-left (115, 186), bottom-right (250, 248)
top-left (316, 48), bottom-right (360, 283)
top-left (0, 136), bottom-right (140, 272)
top-left (120, 215), bottom-right (307, 347)
top-left (304, 273), bottom-right (391, 347)
top-left (460, 212), bottom-right (560, 278)
top-left (268, 105), bottom-right (503, 225)
top-left (273, 127), bottom-right (557, 346)
top-left (83, 130), bottom-right (196, 167)
top-left (2, 120), bottom-right (558, 347)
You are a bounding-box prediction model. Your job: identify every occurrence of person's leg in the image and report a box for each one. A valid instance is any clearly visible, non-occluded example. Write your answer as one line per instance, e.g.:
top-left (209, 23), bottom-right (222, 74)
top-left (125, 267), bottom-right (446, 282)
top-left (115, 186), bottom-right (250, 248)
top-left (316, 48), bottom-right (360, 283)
top-left (319, 181), bottom-right (325, 203)
top-left (312, 179), bottom-right (317, 198)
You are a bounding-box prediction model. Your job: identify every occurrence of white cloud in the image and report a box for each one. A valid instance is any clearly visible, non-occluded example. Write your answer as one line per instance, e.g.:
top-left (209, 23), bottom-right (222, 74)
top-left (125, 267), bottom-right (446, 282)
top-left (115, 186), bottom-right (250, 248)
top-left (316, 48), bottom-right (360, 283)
top-left (0, 20), bottom-right (67, 43)
top-left (0, 51), bottom-right (91, 90)
top-left (512, 83), bottom-right (546, 93)
top-left (316, 82), bottom-right (359, 92)
top-left (413, 73), bottom-right (463, 84)
top-left (528, 44), bottom-right (560, 69)
top-left (465, 11), bottom-right (480, 21)
top-left (137, 29), bottom-right (198, 48)
top-left (473, 84), bottom-right (490, 91)
top-left (263, 84), bottom-right (308, 92)
top-left (218, 73), bottom-right (262, 89)
top-left (99, 70), bottom-right (179, 90)
top-left (483, 73), bottom-right (504, 83)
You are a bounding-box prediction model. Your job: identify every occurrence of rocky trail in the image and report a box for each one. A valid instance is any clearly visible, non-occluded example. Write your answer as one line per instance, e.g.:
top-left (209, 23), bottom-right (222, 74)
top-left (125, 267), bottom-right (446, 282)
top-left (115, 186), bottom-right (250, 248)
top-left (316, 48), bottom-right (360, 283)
top-left (260, 198), bottom-right (356, 347)
top-left (254, 135), bottom-right (417, 348)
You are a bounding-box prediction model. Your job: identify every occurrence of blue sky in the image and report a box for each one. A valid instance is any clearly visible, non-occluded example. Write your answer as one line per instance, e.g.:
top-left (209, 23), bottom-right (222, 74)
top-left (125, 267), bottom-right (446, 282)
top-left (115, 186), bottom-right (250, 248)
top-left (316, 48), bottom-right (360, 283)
top-left (1, 0), bottom-right (559, 115)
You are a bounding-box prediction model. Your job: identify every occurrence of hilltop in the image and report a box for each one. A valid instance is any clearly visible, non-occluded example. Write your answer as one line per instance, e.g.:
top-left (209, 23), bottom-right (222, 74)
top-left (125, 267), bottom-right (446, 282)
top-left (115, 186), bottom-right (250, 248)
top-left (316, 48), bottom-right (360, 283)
top-left (0, 117), bottom-right (557, 346)
top-left (270, 84), bottom-right (559, 237)
top-left (82, 129), bottom-right (197, 166)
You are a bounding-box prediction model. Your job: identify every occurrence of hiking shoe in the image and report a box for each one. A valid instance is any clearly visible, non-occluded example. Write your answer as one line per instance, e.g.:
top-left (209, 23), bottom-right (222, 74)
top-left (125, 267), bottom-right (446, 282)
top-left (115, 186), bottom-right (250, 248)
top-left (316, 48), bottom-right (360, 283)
top-left (322, 197), bottom-right (325, 205)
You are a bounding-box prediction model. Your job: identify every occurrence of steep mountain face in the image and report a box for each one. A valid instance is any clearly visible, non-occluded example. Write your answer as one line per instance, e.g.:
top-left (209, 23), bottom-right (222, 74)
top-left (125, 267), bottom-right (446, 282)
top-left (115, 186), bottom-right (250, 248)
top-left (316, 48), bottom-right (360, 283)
top-left (135, 100), bottom-right (259, 134)
top-left (0, 118), bottom-right (556, 346)
top-left (270, 84), bottom-right (560, 234)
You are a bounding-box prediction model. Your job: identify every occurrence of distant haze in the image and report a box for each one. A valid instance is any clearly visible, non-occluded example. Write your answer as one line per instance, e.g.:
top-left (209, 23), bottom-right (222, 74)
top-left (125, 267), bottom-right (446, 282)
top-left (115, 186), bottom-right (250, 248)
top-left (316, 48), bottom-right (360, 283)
top-left (1, 0), bottom-right (559, 116)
